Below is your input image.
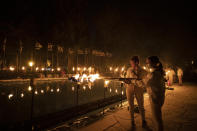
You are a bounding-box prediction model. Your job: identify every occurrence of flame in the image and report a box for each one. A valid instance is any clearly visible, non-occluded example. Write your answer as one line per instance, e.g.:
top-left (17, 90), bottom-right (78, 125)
top-left (8, 94), bottom-right (13, 99)
top-left (89, 74), bottom-right (99, 82)
top-left (9, 66), bottom-right (15, 71)
top-left (104, 80), bottom-right (109, 87)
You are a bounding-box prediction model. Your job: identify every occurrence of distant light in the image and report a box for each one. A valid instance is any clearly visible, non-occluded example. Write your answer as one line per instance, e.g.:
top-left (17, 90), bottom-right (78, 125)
top-left (57, 67), bottom-right (61, 71)
top-left (88, 67), bottom-right (92, 72)
top-left (72, 87), bottom-right (75, 91)
top-left (8, 94), bottom-right (13, 99)
top-left (77, 67), bottom-right (81, 71)
top-left (104, 80), bottom-right (109, 87)
top-left (41, 90), bottom-right (44, 93)
top-left (110, 67), bottom-right (113, 71)
top-left (192, 61), bottom-right (194, 64)
top-left (110, 88), bottom-right (112, 93)
top-left (21, 93), bottom-right (24, 98)
top-left (22, 66), bottom-right (25, 70)
top-left (35, 90), bottom-right (38, 95)
top-left (51, 89), bottom-right (54, 92)
top-left (28, 86), bottom-right (32, 91)
top-left (41, 67), bottom-right (45, 71)
top-left (36, 67), bottom-right (39, 71)
top-left (121, 91), bottom-right (124, 95)
top-left (115, 89), bottom-right (118, 93)
top-left (51, 68), bottom-right (54, 72)
top-left (143, 66), bottom-right (146, 70)
top-left (121, 67), bottom-right (125, 71)
top-left (83, 67), bottom-right (87, 71)
top-left (28, 61), bottom-right (34, 67)
top-left (57, 88), bottom-right (60, 92)
top-left (9, 66), bottom-right (15, 71)
top-left (74, 74), bottom-right (80, 79)
top-left (115, 68), bottom-right (118, 72)
top-left (83, 86), bottom-right (86, 90)
top-left (72, 67), bottom-right (75, 71)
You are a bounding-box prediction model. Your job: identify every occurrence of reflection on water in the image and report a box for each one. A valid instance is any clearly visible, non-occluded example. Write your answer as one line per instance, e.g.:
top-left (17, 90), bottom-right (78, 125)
top-left (0, 79), bottom-right (125, 124)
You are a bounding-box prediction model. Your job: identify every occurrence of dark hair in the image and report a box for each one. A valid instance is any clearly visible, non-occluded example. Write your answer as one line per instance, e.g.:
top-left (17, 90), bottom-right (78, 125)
top-left (147, 56), bottom-right (164, 76)
top-left (130, 56), bottom-right (139, 64)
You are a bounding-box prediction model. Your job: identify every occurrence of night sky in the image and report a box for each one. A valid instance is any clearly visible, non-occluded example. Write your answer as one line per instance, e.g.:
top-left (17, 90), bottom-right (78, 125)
top-left (0, 0), bottom-right (196, 65)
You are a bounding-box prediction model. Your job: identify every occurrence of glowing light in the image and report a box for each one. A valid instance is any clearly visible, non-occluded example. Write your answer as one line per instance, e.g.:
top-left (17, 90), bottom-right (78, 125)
top-left (41, 67), bottom-right (45, 71)
top-left (72, 67), bottom-right (75, 71)
top-left (36, 67), bottom-right (39, 71)
top-left (81, 74), bottom-right (88, 82)
top-left (74, 74), bottom-right (80, 80)
top-left (57, 67), bottom-right (61, 71)
top-left (143, 66), bottom-right (146, 70)
top-left (110, 88), bottom-right (112, 93)
top-left (89, 74), bottom-right (99, 82)
top-left (192, 61), bottom-right (194, 64)
top-left (88, 67), bottom-right (92, 73)
top-left (166, 70), bottom-right (170, 75)
top-left (57, 88), bottom-right (60, 92)
top-left (41, 90), bottom-right (44, 93)
top-left (9, 66), bottom-right (15, 71)
top-left (22, 66), bottom-right (25, 70)
top-left (28, 61), bottom-right (34, 67)
top-left (115, 89), bottom-right (118, 93)
top-left (83, 67), bottom-right (87, 71)
top-left (51, 89), bottom-right (54, 92)
top-left (51, 68), bottom-right (54, 72)
top-left (110, 67), bottom-right (113, 71)
top-left (35, 90), bottom-right (38, 95)
top-left (83, 86), bottom-right (86, 90)
top-left (121, 91), bottom-right (124, 95)
top-left (121, 67), bottom-right (125, 71)
top-left (28, 86), bottom-right (32, 91)
top-left (77, 67), bottom-right (81, 71)
top-left (115, 68), bottom-right (118, 72)
top-left (104, 80), bottom-right (109, 87)
top-left (149, 68), bottom-right (153, 72)
top-left (8, 94), bottom-right (13, 99)
top-left (72, 87), bottom-right (75, 91)
top-left (21, 93), bottom-right (24, 98)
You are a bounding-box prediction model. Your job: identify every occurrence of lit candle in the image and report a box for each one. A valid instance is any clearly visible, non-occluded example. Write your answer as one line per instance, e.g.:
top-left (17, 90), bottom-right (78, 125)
top-left (41, 90), bottom-right (44, 93)
top-left (21, 93), bottom-right (24, 98)
top-left (35, 90), bottom-right (38, 95)
top-left (22, 66), bottom-right (25, 70)
top-left (57, 88), bottom-right (60, 92)
top-left (104, 80), bottom-right (109, 88)
top-left (72, 86), bottom-right (75, 91)
top-left (83, 86), bottom-right (86, 90)
top-left (57, 67), bottom-right (61, 71)
top-left (36, 67), bottom-right (39, 71)
top-left (8, 94), bottom-right (13, 99)
top-left (9, 66), bottom-right (15, 71)
top-left (28, 86), bottom-right (32, 91)
top-left (28, 61), bottom-right (34, 67)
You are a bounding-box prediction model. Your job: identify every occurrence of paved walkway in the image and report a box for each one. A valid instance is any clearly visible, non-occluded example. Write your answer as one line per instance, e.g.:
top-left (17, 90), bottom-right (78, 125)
top-left (78, 83), bottom-right (197, 131)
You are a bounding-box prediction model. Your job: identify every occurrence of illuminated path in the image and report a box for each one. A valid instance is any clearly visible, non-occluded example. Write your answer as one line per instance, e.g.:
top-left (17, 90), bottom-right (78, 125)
top-left (50, 83), bottom-right (197, 131)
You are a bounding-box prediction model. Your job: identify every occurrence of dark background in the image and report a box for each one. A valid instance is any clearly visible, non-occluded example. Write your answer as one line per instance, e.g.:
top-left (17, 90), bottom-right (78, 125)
top-left (0, 0), bottom-right (196, 65)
